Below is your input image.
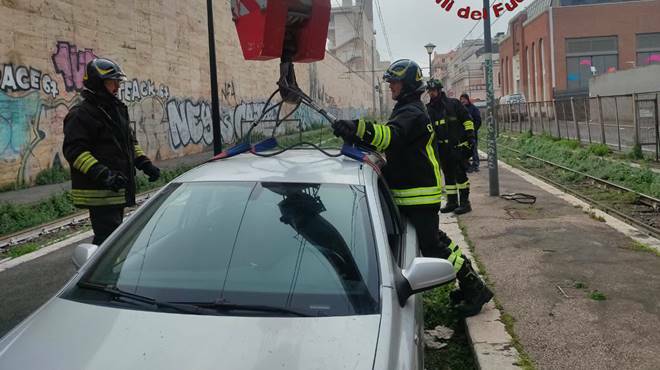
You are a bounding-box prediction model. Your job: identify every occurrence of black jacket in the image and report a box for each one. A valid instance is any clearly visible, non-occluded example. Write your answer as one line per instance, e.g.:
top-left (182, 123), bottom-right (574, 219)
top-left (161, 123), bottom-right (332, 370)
top-left (427, 94), bottom-right (475, 158)
top-left (465, 103), bottom-right (482, 131)
top-left (353, 95), bottom-right (442, 207)
top-left (63, 90), bottom-right (151, 208)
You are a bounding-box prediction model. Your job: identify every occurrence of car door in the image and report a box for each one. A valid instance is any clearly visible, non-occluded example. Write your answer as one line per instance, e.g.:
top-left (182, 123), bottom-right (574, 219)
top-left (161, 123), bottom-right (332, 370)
top-left (376, 177), bottom-right (424, 369)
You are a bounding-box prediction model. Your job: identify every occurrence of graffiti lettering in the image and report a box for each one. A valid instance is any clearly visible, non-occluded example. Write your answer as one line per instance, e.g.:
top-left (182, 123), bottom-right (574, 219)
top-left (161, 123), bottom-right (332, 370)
top-left (166, 99), bottom-right (214, 149)
top-left (51, 41), bottom-right (97, 92)
top-left (119, 79), bottom-right (170, 102)
top-left (0, 64), bottom-right (59, 97)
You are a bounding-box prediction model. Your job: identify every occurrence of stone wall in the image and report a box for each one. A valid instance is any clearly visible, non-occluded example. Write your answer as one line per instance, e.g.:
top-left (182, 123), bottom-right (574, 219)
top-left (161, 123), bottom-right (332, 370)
top-left (0, 0), bottom-right (372, 187)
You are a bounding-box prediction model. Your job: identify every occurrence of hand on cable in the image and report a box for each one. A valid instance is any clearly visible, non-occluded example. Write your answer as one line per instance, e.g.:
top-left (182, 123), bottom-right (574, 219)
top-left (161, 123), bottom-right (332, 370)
top-left (332, 120), bottom-right (357, 141)
top-left (101, 170), bottom-right (128, 192)
top-left (141, 162), bottom-right (161, 182)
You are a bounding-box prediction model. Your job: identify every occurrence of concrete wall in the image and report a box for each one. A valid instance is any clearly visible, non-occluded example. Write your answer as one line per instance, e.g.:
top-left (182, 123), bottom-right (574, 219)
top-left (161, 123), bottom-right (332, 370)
top-left (0, 0), bottom-right (372, 187)
top-left (589, 64), bottom-right (660, 97)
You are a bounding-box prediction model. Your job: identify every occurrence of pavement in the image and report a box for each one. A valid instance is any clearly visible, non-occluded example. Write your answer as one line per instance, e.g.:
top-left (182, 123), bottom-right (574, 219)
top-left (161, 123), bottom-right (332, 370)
top-left (0, 150), bottom-right (213, 206)
top-left (460, 163), bottom-right (660, 370)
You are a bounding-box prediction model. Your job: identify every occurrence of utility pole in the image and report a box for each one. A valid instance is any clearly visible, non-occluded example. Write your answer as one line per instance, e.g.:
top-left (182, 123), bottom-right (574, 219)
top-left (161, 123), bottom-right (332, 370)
top-left (207, 0), bottom-right (222, 155)
top-left (371, 37), bottom-right (377, 117)
top-left (483, 0), bottom-right (499, 196)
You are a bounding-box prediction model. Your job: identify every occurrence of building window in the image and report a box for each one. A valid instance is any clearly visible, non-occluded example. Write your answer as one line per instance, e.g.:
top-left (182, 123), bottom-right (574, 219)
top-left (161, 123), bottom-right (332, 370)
top-left (565, 36), bottom-right (618, 90)
top-left (637, 33), bottom-right (660, 66)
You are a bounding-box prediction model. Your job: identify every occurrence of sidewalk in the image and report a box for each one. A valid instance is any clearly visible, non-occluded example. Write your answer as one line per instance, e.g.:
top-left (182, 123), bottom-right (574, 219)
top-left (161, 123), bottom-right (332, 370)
top-left (460, 164), bottom-right (660, 369)
top-left (0, 151), bottom-right (212, 206)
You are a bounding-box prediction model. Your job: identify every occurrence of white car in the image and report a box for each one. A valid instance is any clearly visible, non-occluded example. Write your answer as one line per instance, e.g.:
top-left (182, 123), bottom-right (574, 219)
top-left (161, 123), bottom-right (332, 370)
top-left (0, 149), bottom-right (456, 370)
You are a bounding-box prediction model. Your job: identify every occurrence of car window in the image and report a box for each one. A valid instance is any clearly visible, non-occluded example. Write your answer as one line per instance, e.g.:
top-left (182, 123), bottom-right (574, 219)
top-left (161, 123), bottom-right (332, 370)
top-left (377, 178), bottom-right (404, 267)
top-left (67, 182), bottom-right (379, 316)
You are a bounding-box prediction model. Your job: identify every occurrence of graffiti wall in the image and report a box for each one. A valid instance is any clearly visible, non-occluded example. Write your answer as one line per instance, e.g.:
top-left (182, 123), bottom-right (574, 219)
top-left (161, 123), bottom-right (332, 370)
top-left (0, 1), bottom-right (372, 187)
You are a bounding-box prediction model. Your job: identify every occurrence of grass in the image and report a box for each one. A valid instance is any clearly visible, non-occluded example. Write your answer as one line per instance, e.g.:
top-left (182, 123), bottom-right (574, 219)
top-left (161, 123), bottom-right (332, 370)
top-left (423, 286), bottom-right (477, 370)
top-left (35, 165), bottom-right (70, 185)
top-left (6, 243), bottom-right (39, 258)
top-left (0, 165), bottom-right (195, 238)
top-left (629, 240), bottom-right (660, 256)
top-left (574, 281), bottom-right (588, 289)
top-left (0, 192), bottom-right (77, 236)
top-left (457, 220), bottom-right (536, 370)
top-left (497, 133), bottom-right (660, 198)
top-left (589, 290), bottom-right (607, 301)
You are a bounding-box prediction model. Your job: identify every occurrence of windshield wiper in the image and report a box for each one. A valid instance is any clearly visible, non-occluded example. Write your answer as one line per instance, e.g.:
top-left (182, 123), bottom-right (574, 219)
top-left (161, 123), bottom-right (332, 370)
top-left (184, 302), bottom-right (312, 317)
top-left (77, 281), bottom-right (203, 315)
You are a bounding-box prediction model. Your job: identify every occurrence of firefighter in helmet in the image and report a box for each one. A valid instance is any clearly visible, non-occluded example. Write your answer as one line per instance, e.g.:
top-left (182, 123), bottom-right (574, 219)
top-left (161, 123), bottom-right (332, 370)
top-left (63, 58), bottom-right (161, 245)
top-left (426, 79), bottom-right (476, 214)
top-left (332, 59), bottom-right (492, 316)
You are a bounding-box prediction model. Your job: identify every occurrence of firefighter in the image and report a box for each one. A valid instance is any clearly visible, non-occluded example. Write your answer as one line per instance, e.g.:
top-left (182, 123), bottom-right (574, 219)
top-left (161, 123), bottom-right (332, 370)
top-left (460, 93), bottom-right (482, 172)
top-left (332, 59), bottom-right (492, 317)
top-left (426, 80), bottom-right (475, 214)
top-left (63, 58), bottom-right (160, 245)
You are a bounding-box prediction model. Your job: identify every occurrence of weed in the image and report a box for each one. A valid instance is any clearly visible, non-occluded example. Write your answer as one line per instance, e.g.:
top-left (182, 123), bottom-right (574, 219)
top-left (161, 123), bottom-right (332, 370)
top-left (587, 211), bottom-right (606, 222)
top-left (7, 243), bottom-right (39, 258)
top-left (588, 144), bottom-right (610, 157)
top-left (629, 241), bottom-right (660, 256)
top-left (627, 144), bottom-right (644, 160)
top-left (35, 165), bottom-right (70, 185)
top-left (574, 281), bottom-right (587, 289)
top-left (590, 290), bottom-right (607, 301)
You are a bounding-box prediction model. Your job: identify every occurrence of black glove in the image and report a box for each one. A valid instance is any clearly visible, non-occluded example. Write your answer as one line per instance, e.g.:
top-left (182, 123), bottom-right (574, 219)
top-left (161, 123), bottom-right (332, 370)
top-left (141, 162), bottom-right (161, 182)
top-left (101, 170), bottom-right (128, 192)
top-left (88, 164), bottom-right (127, 192)
top-left (332, 120), bottom-right (358, 141)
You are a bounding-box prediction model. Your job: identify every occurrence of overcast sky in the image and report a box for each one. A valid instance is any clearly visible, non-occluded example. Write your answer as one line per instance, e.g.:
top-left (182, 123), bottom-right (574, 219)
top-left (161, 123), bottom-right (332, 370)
top-left (342, 0), bottom-right (527, 75)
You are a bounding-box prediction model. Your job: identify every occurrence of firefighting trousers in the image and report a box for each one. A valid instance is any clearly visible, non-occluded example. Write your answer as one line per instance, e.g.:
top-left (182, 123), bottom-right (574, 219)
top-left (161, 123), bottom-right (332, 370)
top-left (89, 206), bottom-right (125, 245)
top-left (399, 205), bottom-right (465, 272)
top-left (440, 149), bottom-right (470, 197)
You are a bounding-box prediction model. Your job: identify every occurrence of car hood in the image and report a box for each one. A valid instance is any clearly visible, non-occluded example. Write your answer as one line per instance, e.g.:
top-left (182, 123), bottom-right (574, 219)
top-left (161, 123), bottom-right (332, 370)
top-left (0, 298), bottom-right (381, 370)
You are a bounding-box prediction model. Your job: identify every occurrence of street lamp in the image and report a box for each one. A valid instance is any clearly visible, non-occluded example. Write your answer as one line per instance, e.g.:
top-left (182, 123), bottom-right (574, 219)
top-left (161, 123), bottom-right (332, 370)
top-left (425, 43), bottom-right (436, 78)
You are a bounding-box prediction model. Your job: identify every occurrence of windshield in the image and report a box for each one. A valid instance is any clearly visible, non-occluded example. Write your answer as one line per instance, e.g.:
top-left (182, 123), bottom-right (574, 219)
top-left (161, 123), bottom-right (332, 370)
top-left (65, 182), bottom-right (380, 317)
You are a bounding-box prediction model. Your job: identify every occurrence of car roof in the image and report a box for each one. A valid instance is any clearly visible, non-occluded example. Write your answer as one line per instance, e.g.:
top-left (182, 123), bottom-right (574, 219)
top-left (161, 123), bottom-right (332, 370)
top-left (175, 149), bottom-right (369, 185)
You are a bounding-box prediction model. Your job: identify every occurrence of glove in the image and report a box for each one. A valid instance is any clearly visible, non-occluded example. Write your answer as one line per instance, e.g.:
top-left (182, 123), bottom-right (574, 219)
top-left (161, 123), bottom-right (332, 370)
top-left (88, 164), bottom-right (127, 192)
top-left (101, 170), bottom-right (128, 192)
top-left (332, 120), bottom-right (358, 141)
top-left (141, 162), bottom-right (161, 182)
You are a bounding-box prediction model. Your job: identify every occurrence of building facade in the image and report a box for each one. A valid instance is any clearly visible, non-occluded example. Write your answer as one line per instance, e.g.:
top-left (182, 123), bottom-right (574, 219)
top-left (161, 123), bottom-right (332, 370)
top-left (432, 38), bottom-right (503, 102)
top-left (499, 0), bottom-right (660, 101)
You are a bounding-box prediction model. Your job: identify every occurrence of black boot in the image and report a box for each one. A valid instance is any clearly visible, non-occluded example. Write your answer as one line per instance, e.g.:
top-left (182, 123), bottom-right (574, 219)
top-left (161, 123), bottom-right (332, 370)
top-left (440, 194), bottom-right (458, 213)
top-left (454, 259), bottom-right (493, 317)
top-left (449, 288), bottom-right (465, 305)
top-left (453, 188), bottom-right (472, 214)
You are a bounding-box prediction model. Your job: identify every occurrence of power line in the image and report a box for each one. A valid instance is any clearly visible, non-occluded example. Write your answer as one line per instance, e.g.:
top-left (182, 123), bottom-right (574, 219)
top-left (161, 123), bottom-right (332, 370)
top-left (373, 0), bottom-right (393, 60)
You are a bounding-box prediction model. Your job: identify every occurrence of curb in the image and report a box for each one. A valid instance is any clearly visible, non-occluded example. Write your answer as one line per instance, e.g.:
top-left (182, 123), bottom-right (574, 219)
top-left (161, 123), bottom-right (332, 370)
top-left (0, 230), bottom-right (93, 273)
top-left (440, 213), bottom-right (522, 369)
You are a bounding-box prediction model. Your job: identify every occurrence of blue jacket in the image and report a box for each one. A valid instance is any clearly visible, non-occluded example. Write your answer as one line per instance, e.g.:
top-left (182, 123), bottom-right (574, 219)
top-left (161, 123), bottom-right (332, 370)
top-left (465, 103), bottom-right (482, 131)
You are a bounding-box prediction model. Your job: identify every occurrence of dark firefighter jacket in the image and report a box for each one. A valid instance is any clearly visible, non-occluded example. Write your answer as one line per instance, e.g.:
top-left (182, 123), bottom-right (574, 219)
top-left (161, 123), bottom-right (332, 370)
top-left (63, 90), bottom-right (151, 208)
top-left (426, 94), bottom-right (475, 158)
top-left (465, 103), bottom-right (482, 131)
top-left (353, 95), bottom-right (442, 207)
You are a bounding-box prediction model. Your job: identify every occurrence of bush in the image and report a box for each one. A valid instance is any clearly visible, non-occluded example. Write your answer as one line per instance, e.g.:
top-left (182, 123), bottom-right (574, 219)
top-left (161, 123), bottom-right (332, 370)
top-left (588, 144), bottom-right (610, 157)
top-left (35, 166), bottom-right (70, 185)
top-left (628, 144), bottom-right (644, 160)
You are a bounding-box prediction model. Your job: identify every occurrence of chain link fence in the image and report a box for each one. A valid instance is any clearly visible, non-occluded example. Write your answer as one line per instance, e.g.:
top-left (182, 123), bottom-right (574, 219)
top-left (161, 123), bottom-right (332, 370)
top-left (492, 92), bottom-right (660, 159)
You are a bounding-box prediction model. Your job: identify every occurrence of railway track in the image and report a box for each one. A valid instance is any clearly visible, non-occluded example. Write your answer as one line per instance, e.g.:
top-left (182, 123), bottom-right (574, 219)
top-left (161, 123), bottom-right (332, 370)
top-left (0, 188), bottom-right (162, 251)
top-left (500, 145), bottom-right (660, 239)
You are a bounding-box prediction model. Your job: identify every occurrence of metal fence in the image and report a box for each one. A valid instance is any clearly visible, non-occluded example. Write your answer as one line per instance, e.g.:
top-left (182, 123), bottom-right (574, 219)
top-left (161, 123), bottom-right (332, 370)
top-left (492, 92), bottom-right (660, 159)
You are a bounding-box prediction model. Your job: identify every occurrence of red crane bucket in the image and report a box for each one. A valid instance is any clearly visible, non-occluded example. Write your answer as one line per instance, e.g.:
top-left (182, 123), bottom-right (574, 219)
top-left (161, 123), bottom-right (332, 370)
top-left (231, 0), bottom-right (331, 62)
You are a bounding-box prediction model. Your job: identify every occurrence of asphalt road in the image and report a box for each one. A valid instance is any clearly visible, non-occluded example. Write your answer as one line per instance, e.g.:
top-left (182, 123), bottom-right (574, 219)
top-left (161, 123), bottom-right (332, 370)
top-left (0, 238), bottom-right (87, 337)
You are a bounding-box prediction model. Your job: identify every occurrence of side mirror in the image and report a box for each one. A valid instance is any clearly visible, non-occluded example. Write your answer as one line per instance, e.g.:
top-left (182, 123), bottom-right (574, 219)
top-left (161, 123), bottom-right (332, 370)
top-left (396, 257), bottom-right (456, 306)
top-left (72, 243), bottom-right (99, 270)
